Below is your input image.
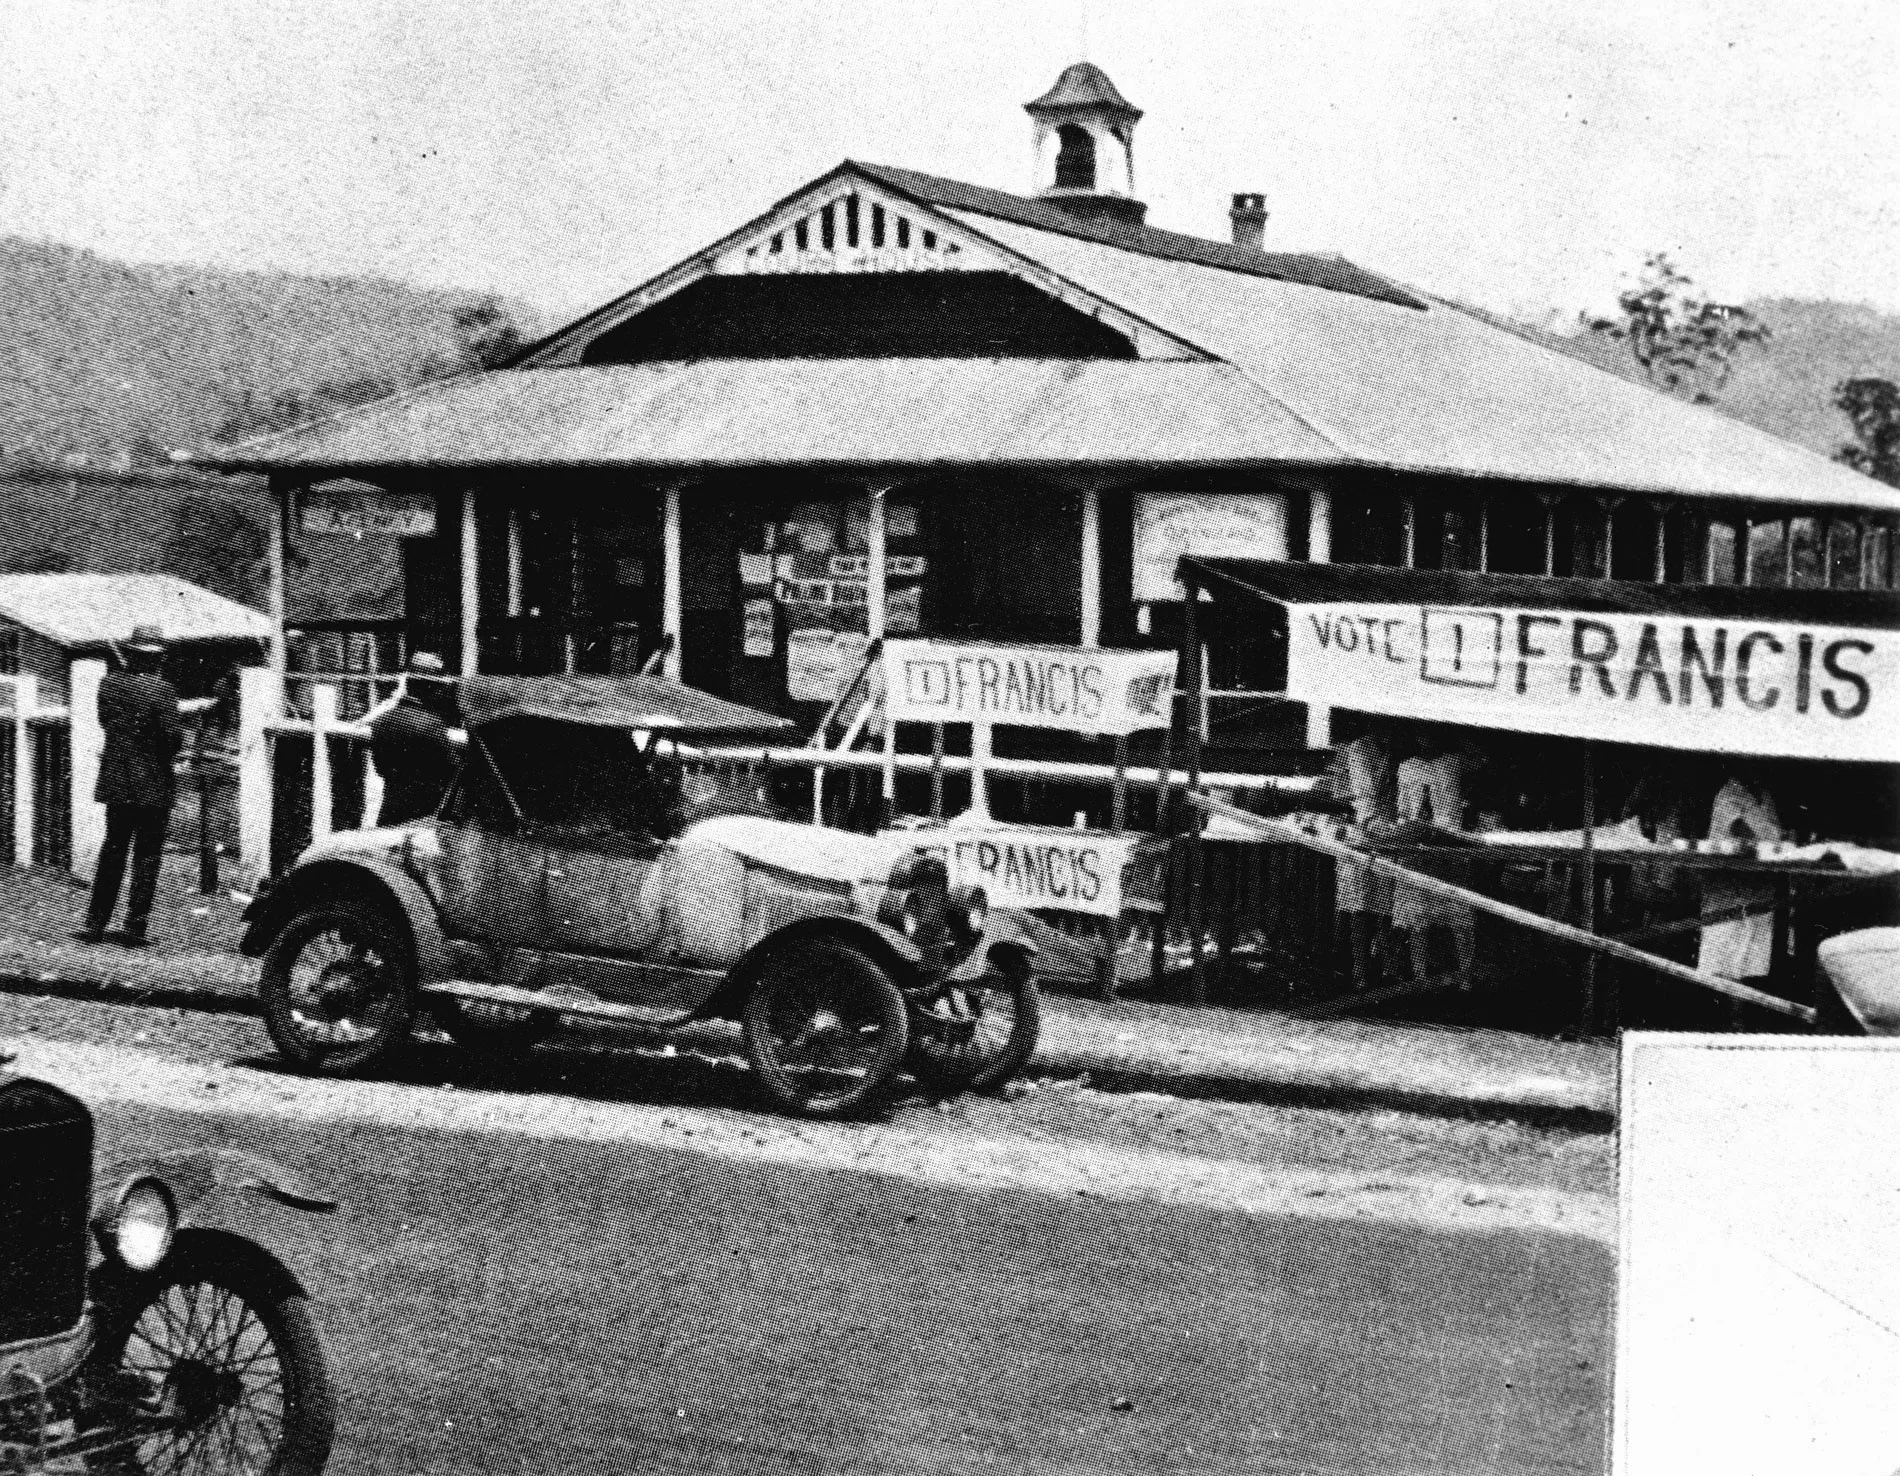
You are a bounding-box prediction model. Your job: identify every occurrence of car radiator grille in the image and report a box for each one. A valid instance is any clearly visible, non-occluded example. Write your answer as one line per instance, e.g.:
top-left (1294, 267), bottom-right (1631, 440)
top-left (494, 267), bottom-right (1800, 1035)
top-left (0, 1078), bottom-right (93, 1345)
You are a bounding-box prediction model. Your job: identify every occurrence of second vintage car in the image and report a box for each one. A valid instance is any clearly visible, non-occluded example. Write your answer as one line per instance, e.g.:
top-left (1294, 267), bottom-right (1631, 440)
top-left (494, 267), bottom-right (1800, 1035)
top-left (240, 674), bottom-right (1041, 1116)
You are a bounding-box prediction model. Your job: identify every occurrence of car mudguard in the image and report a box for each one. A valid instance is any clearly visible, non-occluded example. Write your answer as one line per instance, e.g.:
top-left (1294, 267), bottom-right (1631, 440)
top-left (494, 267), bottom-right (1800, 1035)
top-left (692, 914), bottom-right (923, 1022)
top-left (238, 854), bottom-right (450, 983)
top-left (947, 913), bottom-right (1040, 983)
top-left (94, 1148), bottom-right (340, 1231)
top-left (89, 1226), bottom-right (313, 1311)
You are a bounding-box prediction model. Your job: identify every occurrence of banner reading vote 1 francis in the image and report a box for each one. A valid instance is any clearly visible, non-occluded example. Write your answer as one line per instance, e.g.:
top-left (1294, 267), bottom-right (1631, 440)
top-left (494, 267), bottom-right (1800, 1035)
top-left (1285, 600), bottom-right (1900, 762)
top-left (881, 640), bottom-right (1177, 737)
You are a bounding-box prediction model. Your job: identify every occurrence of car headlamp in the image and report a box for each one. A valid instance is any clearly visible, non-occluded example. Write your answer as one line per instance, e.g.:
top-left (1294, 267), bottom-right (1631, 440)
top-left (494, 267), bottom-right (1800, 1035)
top-left (947, 884), bottom-right (988, 940)
top-left (111, 1178), bottom-right (177, 1273)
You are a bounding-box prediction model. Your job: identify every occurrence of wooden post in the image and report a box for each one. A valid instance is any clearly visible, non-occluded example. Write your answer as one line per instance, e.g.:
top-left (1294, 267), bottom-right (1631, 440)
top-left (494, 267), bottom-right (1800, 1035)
top-left (1080, 484), bottom-right (1102, 648)
top-left (1476, 498), bottom-right (1491, 573)
top-left (12, 674), bottom-right (35, 867)
top-left (69, 659), bottom-right (106, 882)
top-left (268, 484), bottom-right (290, 693)
top-left (662, 485), bottom-right (683, 681)
top-left (929, 723), bottom-right (944, 820)
top-left (1305, 485), bottom-right (1332, 751)
top-left (237, 665), bottom-right (277, 886)
top-left (1100, 731), bottom-right (1128, 1000)
top-left (1580, 740), bottom-right (1598, 1036)
top-left (867, 484), bottom-right (889, 643)
top-left (1541, 497), bottom-right (1557, 576)
top-left (1183, 577), bottom-right (1208, 1006)
top-left (880, 712), bottom-right (899, 822)
top-left (459, 487), bottom-right (480, 678)
top-left (1151, 700), bottom-right (1175, 990)
top-left (1401, 497), bottom-right (1417, 569)
top-left (506, 505), bottom-right (524, 621)
top-left (1652, 503), bottom-right (1668, 583)
top-left (310, 684), bottom-right (336, 845)
top-left (192, 695), bottom-right (216, 893)
top-left (969, 722), bottom-right (993, 820)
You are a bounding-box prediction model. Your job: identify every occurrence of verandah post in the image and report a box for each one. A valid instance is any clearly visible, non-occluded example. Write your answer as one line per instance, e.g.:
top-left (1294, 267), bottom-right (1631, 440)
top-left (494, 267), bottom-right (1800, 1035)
top-left (310, 684), bottom-right (337, 845)
top-left (12, 673), bottom-right (36, 867)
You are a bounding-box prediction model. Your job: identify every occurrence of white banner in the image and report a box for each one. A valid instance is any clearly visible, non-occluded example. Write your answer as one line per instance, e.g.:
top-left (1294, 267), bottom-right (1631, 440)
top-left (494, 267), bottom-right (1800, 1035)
top-left (932, 827), bottom-right (1141, 917)
top-left (1284, 600), bottom-right (1900, 761)
top-left (882, 640), bottom-right (1176, 737)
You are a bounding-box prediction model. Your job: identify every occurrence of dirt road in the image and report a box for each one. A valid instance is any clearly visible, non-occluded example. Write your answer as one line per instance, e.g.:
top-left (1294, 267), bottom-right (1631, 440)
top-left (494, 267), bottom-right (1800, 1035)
top-left (7, 993), bottom-right (1613, 1473)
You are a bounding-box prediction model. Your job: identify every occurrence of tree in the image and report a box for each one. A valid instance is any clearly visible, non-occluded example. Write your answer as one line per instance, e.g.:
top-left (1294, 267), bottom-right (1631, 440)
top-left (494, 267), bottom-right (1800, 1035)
top-left (448, 298), bottom-right (527, 372)
top-left (161, 495), bottom-right (270, 605)
top-left (1581, 253), bottom-right (1770, 404)
top-left (1833, 376), bottom-right (1900, 487)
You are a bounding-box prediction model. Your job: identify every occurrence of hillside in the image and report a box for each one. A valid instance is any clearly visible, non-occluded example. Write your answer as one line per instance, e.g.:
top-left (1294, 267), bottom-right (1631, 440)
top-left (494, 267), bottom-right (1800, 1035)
top-left (1525, 297), bottom-right (1900, 466)
top-left (0, 234), bottom-right (549, 464)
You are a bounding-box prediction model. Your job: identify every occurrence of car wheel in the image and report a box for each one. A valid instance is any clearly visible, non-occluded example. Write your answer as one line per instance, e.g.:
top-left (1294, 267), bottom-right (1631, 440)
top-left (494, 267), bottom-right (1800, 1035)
top-left (260, 904), bottom-right (417, 1076)
top-left (908, 962), bottom-right (1042, 1095)
top-left (428, 997), bottom-right (560, 1058)
top-left (87, 1236), bottom-right (335, 1476)
top-left (742, 938), bottom-right (910, 1117)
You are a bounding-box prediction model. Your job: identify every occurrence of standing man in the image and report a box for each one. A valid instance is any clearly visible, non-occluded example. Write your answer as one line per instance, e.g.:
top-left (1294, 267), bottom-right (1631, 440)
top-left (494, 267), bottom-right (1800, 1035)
top-left (366, 652), bottom-right (460, 826)
top-left (75, 625), bottom-right (181, 947)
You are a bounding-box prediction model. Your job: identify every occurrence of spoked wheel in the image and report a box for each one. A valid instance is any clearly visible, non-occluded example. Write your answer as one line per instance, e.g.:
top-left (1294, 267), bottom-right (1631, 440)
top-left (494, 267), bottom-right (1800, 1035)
top-left (428, 997), bottom-right (560, 1059)
top-left (260, 904), bottom-right (416, 1076)
top-left (742, 939), bottom-right (909, 1117)
top-left (908, 962), bottom-right (1041, 1095)
top-left (88, 1237), bottom-right (334, 1476)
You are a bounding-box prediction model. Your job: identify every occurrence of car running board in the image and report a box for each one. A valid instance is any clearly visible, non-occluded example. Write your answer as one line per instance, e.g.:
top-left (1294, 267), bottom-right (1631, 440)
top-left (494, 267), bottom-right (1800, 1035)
top-left (421, 980), bottom-right (700, 1029)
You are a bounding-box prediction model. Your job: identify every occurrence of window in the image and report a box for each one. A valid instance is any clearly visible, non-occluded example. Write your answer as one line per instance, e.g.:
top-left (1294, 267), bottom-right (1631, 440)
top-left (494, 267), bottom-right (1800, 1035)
top-left (1054, 125), bottom-right (1096, 190)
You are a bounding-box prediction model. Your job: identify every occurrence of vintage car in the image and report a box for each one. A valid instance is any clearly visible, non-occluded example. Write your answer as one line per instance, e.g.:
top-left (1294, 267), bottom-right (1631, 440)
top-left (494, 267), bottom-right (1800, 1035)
top-left (0, 1065), bottom-right (336, 1474)
top-left (240, 674), bottom-right (1041, 1117)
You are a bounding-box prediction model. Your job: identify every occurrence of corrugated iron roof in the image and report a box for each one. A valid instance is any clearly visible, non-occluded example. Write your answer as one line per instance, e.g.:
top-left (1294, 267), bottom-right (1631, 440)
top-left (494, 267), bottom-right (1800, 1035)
top-left (854, 162), bottom-right (1425, 310)
top-left (948, 210), bottom-right (1900, 512)
top-left (201, 359), bottom-right (1343, 470)
top-left (1024, 62), bottom-right (1142, 118)
top-left (0, 575), bottom-right (270, 649)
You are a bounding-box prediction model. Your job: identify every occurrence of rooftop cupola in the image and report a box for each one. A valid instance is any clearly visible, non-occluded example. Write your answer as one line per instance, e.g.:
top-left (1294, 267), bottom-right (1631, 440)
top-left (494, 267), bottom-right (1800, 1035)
top-left (1025, 62), bottom-right (1146, 228)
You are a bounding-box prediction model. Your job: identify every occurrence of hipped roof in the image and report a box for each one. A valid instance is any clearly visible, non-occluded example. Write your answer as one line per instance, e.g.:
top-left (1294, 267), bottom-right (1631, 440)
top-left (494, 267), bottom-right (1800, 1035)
top-left (197, 161), bottom-right (1900, 514)
top-left (190, 360), bottom-right (1336, 469)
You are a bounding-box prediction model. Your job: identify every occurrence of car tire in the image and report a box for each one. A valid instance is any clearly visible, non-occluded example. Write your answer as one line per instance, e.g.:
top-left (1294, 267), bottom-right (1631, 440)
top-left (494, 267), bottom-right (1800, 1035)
top-left (260, 903), bottom-right (418, 1076)
top-left (88, 1234), bottom-right (335, 1476)
top-left (429, 996), bottom-right (561, 1058)
top-left (908, 963), bottom-right (1042, 1096)
top-left (742, 938), bottom-right (910, 1118)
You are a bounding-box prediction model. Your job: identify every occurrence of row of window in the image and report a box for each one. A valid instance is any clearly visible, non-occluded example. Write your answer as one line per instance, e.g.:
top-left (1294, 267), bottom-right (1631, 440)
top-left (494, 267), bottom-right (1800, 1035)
top-left (1332, 492), bottom-right (1898, 590)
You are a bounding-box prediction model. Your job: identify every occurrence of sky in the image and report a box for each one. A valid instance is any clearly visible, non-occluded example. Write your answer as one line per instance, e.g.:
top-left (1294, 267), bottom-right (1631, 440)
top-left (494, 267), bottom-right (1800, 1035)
top-left (1, 0), bottom-right (1895, 325)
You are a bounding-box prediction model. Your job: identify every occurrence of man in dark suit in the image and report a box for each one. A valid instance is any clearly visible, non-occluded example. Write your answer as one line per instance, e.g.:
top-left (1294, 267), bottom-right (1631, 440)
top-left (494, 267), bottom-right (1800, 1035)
top-left (75, 624), bottom-right (182, 947)
top-left (368, 652), bottom-right (459, 826)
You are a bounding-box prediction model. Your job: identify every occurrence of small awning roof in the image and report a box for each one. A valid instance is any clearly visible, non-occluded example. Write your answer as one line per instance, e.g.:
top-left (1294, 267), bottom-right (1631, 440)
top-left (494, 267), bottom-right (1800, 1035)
top-left (1179, 558), bottom-right (1900, 632)
top-left (461, 674), bottom-right (795, 736)
top-left (0, 574), bottom-right (271, 649)
top-left (1181, 558), bottom-right (1900, 762)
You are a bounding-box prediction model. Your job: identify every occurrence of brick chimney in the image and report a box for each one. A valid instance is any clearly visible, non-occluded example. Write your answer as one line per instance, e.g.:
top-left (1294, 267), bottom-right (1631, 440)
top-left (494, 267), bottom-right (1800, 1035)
top-left (1230, 193), bottom-right (1268, 251)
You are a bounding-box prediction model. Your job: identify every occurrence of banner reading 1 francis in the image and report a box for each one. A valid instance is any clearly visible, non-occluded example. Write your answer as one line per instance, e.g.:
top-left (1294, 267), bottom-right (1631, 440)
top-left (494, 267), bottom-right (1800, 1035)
top-left (1284, 600), bottom-right (1900, 761)
top-left (882, 639), bottom-right (1177, 737)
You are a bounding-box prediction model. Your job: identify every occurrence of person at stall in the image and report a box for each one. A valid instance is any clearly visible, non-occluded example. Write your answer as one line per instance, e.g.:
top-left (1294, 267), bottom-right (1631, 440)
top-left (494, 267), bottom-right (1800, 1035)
top-left (1392, 727), bottom-right (1478, 991)
top-left (1698, 764), bottom-right (1786, 995)
top-left (1622, 758), bottom-right (1693, 932)
top-left (1328, 729), bottom-right (1395, 989)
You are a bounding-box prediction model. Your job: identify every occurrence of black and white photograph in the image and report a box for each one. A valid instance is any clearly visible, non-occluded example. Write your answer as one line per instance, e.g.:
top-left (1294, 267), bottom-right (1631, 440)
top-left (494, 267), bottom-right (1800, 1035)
top-left (0, 2), bottom-right (1894, 1470)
